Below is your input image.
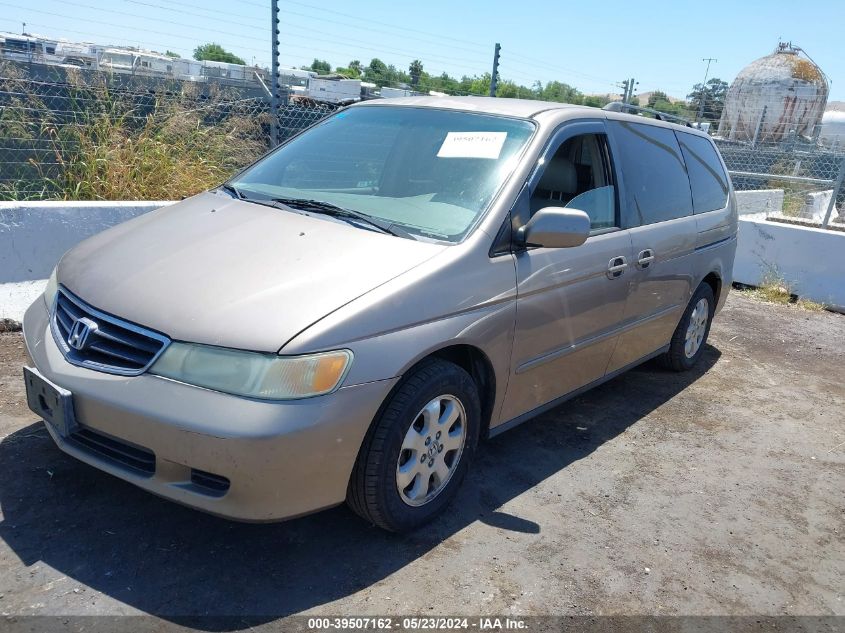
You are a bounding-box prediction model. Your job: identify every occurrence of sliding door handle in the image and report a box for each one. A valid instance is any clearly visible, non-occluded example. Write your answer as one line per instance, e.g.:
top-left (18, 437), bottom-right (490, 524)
top-left (607, 256), bottom-right (628, 279)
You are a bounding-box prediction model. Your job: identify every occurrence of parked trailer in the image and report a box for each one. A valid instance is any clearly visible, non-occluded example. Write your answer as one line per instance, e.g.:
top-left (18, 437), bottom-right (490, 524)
top-left (0, 33), bottom-right (61, 64)
top-left (54, 41), bottom-right (101, 69)
top-left (307, 76), bottom-right (361, 104)
top-left (279, 66), bottom-right (316, 96)
top-left (1, 31), bottom-right (268, 90)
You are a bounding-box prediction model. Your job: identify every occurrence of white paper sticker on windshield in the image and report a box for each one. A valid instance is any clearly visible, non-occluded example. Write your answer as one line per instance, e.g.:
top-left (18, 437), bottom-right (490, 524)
top-left (437, 131), bottom-right (507, 159)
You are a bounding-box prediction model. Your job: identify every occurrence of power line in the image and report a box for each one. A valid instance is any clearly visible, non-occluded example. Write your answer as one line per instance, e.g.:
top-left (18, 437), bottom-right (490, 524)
top-left (116, 0), bottom-right (493, 63)
top-left (0, 17), bottom-right (488, 93)
top-left (1, 6), bottom-right (617, 96)
top-left (16, 1), bottom-right (489, 75)
top-left (186, 0), bottom-right (493, 53)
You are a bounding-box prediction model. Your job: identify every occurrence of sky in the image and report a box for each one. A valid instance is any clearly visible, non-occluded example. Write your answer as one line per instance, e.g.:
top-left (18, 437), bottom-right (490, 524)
top-left (1, 0), bottom-right (843, 100)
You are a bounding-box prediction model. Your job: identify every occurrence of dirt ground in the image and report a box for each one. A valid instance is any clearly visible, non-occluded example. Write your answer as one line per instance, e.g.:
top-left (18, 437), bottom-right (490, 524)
top-left (0, 292), bottom-right (842, 626)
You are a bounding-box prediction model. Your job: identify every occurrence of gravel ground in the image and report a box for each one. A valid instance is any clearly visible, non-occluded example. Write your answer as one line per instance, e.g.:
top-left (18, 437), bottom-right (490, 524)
top-left (0, 292), bottom-right (842, 626)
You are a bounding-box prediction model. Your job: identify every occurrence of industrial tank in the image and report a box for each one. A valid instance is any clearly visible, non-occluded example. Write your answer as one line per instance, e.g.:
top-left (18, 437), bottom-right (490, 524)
top-left (717, 43), bottom-right (829, 144)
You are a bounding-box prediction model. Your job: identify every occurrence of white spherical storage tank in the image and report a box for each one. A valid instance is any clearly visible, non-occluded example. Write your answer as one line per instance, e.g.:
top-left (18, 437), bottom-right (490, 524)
top-left (717, 43), bottom-right (829, 144)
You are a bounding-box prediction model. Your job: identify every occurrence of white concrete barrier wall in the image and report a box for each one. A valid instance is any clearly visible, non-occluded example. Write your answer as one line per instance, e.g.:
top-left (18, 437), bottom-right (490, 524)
top-left (0, 200), bottom-right (175, 321)
top-left (0, 200), bottom-right (175, 283)
top-left (803, 190), bottom-right (835, 223)
top-left (3, 197), bottom-right (843, 321)
top-left (735, 216), bottom-right (845, 312)
top-left (734, 189), bottom-right (784, 216)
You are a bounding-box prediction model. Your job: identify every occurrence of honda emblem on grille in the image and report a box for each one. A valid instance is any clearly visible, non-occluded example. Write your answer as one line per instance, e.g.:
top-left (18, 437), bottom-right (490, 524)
top-left (68, 317), bottom-right (98, 351)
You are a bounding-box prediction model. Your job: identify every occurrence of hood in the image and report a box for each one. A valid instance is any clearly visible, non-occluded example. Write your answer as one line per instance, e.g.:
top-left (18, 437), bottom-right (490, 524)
top-left (59, 192), bottom-right (445, 352)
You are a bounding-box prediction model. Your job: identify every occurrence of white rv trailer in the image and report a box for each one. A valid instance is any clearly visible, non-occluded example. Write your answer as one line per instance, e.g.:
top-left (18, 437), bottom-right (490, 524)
top-left (0, 32), bottom-right (60, 64)
top-left (54, 41), bottom-right (101, 68)
top-left (278, 66), bottom-right (316, 95)
top-left (307, 76), bottom-right (361, 104)
top-left (0, 31), bottom-right (268, 89)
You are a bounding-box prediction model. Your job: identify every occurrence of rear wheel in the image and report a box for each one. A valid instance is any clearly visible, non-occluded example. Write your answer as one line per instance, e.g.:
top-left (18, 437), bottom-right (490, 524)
top-left (663, 282), bottom-right (715, 371)
top-left (347, 359), bottom-right (480, 532)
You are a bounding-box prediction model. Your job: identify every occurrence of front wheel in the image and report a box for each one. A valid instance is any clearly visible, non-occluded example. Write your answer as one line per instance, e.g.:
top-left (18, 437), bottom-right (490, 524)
top-left (347, 359), bottom-right (480, 532)
top-left (663, 283), bottom-right (715, 371)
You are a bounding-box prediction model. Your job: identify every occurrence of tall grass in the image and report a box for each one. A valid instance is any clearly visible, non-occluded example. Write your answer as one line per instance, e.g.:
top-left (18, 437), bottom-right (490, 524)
top-left (0, 63), bottom-right (270, 201)
top-left (737, 271), bottom-right (827, 312)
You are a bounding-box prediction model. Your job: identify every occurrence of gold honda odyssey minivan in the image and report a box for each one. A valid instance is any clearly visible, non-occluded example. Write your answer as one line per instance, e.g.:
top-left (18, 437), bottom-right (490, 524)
top-left (23, 97), bottom-right (736, 532)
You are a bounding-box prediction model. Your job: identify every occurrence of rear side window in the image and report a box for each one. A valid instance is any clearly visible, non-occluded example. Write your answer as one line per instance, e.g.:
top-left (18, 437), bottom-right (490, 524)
top-left (676, 132), bottom-right (729, 213)
top-left (608, 120), bottom-right (693, 225)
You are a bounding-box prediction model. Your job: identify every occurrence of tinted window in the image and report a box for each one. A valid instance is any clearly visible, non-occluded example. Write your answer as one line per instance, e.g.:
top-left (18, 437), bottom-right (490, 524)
top-left (609, 121), bottom-right (693, 225)
top-left (530, 133), bottom-right (617, 230)
top-left (676, 132), bottom-right (729, 213)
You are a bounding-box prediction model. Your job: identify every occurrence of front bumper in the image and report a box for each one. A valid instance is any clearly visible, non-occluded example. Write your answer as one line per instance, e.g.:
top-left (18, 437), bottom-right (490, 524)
top-left (22, 298), bottom-right (397, 522)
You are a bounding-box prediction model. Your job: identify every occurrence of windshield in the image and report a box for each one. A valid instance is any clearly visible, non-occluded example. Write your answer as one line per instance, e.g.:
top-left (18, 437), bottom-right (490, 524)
top-left (230, 106), bottom-right (535, 242)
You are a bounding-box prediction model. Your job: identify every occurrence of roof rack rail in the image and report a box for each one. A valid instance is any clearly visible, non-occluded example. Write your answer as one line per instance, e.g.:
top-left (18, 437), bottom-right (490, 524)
top-left (602, 101), bottom-right (694, 127)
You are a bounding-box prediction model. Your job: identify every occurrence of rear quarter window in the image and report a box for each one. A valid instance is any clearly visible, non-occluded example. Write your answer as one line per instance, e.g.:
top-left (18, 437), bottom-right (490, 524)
top-left (676, 132), bottom-right (730, 213)
top-left (608, 120), bottom-right (693, 225)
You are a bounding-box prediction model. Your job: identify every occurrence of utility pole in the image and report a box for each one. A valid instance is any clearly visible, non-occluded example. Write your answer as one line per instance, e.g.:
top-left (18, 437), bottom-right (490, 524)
top-left (618, 78), bottom-right (637, 105)
top-left (627, 77), bottom-right (637, 104)
top-left (270, 0), bottom-right (281, 147)
top-left (489, 43), bottom-right (500, 97)
top-left (697, 57), bottom-right (717, 123)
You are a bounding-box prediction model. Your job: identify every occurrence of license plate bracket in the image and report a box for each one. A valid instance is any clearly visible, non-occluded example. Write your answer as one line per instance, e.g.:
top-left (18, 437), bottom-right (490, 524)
top-left (23, 366), bottom-right (78, 438)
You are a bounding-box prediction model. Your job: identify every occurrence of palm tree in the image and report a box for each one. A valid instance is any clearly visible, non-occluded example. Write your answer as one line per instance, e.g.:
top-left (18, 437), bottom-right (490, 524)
top-left (409, 59), bottom-right (423, 87)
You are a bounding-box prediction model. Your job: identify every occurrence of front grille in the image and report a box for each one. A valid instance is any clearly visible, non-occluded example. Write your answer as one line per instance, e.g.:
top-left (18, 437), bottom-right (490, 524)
top-left (51, 287), bottom-right (169, 376)
top-left (69, 426), bottom-right (156, 475)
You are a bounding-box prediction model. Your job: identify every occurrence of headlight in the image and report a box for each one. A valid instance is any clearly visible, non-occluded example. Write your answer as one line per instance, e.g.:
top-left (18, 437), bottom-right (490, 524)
top-left (43, 267), bottom-right (58, 309)
top-left (150, 343), bottom-right (353, 400)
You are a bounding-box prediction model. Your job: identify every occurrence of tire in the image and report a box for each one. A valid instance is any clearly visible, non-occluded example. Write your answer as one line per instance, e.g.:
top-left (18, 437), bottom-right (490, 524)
top-left (347, 358), bottom-right (481, 533)
top-left (663, 282), bottom-right (716, 372)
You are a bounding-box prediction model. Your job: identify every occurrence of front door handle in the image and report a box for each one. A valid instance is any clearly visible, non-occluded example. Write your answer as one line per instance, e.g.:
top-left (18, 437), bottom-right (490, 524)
top-left (637, 249), bottom-right (655, 268)
top-left (607, 256), bottom-right (628, 279)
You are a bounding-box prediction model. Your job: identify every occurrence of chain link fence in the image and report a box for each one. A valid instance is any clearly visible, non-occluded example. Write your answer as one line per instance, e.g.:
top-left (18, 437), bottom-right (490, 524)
top-left (715, 138), bottom-right (845, 229)
top-left (0, 64), bottom-right (336, 201)
top-left (2, 64), bottom-right (844, 229)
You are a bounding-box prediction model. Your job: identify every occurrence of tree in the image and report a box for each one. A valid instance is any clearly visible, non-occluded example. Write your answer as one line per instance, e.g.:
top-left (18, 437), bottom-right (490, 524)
top-left (193, 43), bottom-right (245, 65)
top-left (583, 95), bottom-right (610, 108)
top-left (335, 65), bottom-right (360, 78)
top-left (645, 93), bottom-right (692, 119)
top-left (309, 59), bottom-right (332, 74)
top-left (364, 58), bottom-right (410, 88)
top-left (409, 59), bottom-right (423, 87)
top-left (349, 60), bottom-right (362, 74)
top-left (496, 80), bottom-right (521, 98)
top-left (164, 50), bottom-right (180, 58)
top-left (647, 91), bottom-right (669, 108)
top-left (537, 80), bottom-right (582, 104)
top-left (364, 58), bottom-right (387, 84)
top-left (688, 78), bottom-right (728, 121)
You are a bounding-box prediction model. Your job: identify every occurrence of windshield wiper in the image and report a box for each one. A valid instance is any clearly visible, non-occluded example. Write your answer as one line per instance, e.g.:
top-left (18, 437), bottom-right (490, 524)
top-left (271, 197), bottom-right (413, 239)
top-left (220, 184), bottom-right (246, 200)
